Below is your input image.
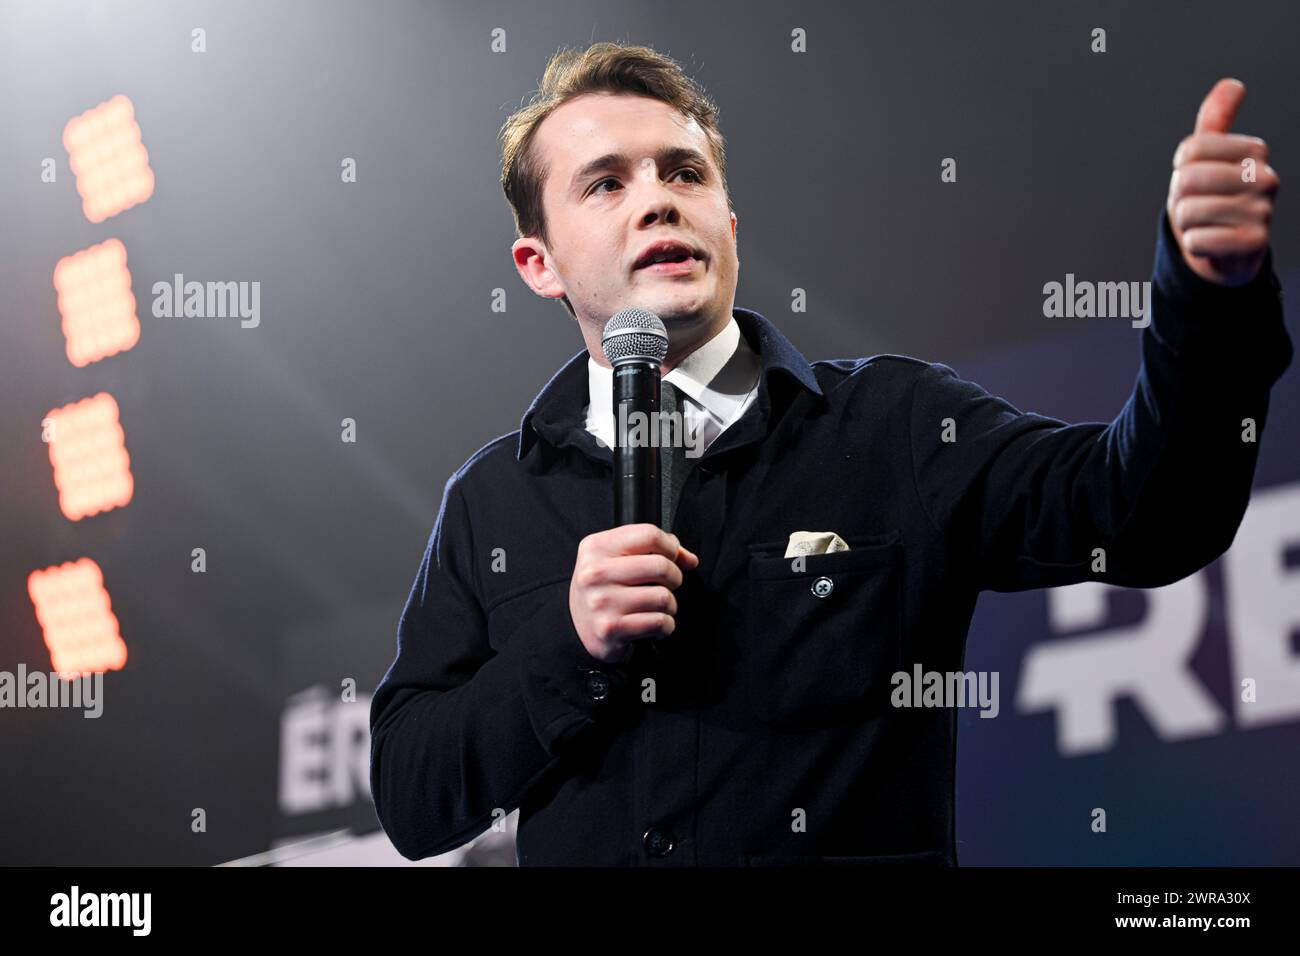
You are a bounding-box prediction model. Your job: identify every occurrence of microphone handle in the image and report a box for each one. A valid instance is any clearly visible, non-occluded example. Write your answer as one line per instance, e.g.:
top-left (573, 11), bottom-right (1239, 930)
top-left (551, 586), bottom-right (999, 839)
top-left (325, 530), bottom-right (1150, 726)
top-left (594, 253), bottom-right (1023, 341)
top-left (612, 359), bottom-right (662, 528)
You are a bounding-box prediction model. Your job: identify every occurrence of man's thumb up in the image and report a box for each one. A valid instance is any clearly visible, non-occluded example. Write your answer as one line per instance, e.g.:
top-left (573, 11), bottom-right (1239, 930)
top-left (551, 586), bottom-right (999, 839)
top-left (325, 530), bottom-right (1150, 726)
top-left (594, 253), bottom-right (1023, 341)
top-left (1193, 77), bottom-right (1246, 135)
top-left (1167, 76), bottom-right (1277, 287)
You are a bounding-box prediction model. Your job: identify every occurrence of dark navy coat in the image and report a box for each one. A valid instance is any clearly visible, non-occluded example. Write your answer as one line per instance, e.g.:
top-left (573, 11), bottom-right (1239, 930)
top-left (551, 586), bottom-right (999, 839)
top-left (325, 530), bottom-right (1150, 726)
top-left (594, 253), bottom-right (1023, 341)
top-left (370, 210), bottom-right (1289, 865)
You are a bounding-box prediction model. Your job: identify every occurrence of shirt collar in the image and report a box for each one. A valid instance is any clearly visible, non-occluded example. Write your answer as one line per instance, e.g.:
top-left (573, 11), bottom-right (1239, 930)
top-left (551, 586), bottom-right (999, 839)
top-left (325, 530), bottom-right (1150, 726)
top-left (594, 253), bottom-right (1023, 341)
top-left (516, 306), bottom-right (824, 462)
top-left (583, 313), bottom-right (759, 446)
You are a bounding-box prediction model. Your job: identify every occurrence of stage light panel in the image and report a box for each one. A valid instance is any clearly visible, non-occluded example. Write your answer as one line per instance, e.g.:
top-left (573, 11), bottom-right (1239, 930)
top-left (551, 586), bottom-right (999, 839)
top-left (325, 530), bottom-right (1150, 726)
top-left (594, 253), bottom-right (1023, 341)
top-left (52, 238), bottom-right (140, 367)
top-left (27, 557), bottom-right (128, 677)
top-left (45, 392), bottom-right (134, 521)
top-left (62, 94), bottom-right (155, 223)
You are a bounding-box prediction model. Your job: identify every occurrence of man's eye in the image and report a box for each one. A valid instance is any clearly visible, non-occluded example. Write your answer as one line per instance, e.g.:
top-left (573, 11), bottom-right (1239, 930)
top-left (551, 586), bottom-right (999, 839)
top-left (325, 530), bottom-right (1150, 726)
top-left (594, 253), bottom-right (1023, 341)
top-left (590, 168), bottom-right (703, 196)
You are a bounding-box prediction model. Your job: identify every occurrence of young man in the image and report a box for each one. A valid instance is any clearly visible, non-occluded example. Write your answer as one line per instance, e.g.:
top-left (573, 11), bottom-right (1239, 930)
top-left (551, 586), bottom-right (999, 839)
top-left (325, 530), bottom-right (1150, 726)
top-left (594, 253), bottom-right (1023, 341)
top-left (370, 43), bottom-right (1288, 865)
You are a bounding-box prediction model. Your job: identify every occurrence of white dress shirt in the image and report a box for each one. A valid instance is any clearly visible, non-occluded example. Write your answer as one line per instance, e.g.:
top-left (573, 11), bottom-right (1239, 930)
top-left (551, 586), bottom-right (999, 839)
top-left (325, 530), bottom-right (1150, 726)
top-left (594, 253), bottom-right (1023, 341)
top-left (583, 313), bottom-right (762, 455)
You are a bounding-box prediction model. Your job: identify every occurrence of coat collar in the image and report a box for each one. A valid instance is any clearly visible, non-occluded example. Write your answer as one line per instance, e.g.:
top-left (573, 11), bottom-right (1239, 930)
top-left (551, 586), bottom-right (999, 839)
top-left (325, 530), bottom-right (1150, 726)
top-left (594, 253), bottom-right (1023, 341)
top-left (515, 306), bottom-right (824, 462)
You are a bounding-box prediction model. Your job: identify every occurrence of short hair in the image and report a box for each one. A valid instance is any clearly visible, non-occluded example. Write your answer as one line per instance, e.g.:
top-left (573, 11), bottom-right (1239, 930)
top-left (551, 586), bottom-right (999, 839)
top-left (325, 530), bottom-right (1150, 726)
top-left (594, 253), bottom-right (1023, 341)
top-left (499, 42), bottom-right (731, 318)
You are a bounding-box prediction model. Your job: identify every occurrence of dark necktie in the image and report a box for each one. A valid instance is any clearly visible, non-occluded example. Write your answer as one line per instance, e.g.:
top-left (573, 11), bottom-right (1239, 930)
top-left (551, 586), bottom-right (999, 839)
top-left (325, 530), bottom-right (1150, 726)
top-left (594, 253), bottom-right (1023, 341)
top-left (660, 380), bottom-right (694, 532)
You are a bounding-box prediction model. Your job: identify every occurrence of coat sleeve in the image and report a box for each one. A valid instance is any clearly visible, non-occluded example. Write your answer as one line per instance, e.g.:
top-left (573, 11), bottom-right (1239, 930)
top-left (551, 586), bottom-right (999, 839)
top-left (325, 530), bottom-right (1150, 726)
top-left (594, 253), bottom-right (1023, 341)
top-left (909, 207), bottom-right (1291, 593)
top-left (369, 471), bottom-right (637, 860)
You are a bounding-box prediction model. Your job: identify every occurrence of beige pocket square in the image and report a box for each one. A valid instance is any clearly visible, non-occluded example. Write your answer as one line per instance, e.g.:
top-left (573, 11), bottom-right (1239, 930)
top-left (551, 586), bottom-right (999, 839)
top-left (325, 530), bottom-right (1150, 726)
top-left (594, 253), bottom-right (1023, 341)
top-left (783, 531), bottom-right (851, 559)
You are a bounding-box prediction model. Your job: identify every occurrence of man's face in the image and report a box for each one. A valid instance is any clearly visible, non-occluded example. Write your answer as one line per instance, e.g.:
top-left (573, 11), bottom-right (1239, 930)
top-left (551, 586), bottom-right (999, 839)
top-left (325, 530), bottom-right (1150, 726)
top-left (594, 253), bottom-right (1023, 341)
top-left (512, 92), bottom-right (739, 355)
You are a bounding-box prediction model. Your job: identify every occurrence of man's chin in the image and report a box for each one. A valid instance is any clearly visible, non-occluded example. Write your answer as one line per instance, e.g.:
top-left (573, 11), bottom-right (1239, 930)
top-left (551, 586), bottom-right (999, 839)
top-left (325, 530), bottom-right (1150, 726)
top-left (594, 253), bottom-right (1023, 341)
top-left (645, 304), bottom-right (709, 329)
top-left (633, 288), bottom-right (710, 323)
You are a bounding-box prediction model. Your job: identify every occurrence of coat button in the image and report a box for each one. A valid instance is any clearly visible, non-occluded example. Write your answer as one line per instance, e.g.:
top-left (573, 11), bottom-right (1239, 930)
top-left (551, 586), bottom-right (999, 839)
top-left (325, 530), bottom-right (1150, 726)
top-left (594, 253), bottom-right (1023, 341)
top-left (585, 670), bottom-right (611, 701)
top-left (642, 827), bottom-right (675, 857)
top-left (811, 576), bottom-right (834, 598)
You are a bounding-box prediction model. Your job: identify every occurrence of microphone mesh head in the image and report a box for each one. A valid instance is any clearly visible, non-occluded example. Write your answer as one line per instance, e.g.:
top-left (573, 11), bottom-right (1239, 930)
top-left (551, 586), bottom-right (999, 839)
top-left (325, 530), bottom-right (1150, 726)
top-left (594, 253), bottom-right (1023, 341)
top-left (602, 308), bottom-right (668, 364)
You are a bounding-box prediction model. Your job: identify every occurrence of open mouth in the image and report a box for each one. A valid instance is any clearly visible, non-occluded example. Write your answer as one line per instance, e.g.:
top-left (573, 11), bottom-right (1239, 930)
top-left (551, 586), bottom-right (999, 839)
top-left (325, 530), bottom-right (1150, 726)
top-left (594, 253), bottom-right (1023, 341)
top-left (635, 253), bottom-right (701, 274)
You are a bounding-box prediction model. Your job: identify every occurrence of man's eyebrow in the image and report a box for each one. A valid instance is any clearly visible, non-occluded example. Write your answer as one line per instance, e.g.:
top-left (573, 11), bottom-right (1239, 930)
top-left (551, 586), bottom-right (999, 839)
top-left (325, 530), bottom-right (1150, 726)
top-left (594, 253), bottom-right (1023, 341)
top-left (568, 146), bottom-right (711, 194)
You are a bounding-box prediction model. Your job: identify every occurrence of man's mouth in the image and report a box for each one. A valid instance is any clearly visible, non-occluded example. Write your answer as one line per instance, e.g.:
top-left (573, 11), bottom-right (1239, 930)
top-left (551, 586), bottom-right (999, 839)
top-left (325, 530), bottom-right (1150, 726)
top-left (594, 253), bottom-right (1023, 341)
top-left (635, 254), bottom-right (701, 276)
top-left (632, 238), bottom-right (705, 273)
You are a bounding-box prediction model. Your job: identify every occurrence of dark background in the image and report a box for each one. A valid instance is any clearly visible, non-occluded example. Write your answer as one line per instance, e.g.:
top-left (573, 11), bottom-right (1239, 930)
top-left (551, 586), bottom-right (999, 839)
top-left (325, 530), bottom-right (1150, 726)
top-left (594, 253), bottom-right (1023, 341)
top-left (1, 0), bottom-right (1296, 865)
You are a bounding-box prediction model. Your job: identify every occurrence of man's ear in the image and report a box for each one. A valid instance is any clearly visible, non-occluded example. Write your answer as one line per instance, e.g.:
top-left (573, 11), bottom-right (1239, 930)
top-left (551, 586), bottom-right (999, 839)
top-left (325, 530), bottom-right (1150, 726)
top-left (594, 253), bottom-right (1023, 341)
top-left (730, 211), bottom-right (737, 242)
top-left (511, 236), bottom-right (567, 301)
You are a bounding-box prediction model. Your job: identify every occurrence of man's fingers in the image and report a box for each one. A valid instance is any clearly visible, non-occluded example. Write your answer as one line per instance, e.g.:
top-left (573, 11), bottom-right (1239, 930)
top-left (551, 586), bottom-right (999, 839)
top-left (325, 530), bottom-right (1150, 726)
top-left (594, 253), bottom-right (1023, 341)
top-left (583, 553), bottom-right (685, 589)
top-left (1171, 161), bottom-right (1278, 197)
top-left (1174, 132), bottom-right (1267, 168)
top-left (597, 523), bottom-right (690, 561)
top-left (1180, 222), bottom-right (1269, 259)
top-left (1171, 194), bottom-right (1272, 233)
top-left (614, 586), bottom-right (677, 619)
top-left (612, 612), bottom-right (676, 640)
top-left (1193, 77), bottom-right (1246, 135)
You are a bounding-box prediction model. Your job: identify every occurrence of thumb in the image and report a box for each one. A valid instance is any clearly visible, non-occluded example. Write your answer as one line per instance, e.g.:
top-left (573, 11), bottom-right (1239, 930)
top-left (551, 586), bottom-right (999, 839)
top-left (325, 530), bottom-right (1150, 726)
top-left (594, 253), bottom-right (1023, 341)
top-left (1193, 77), bottom-right (1246, 134)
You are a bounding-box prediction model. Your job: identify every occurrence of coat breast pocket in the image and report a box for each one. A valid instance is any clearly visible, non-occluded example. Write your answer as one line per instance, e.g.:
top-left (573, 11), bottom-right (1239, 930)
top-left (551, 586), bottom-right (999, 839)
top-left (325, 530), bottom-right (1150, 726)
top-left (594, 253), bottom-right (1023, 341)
top-left (745, 531), bottom-right (902, 729)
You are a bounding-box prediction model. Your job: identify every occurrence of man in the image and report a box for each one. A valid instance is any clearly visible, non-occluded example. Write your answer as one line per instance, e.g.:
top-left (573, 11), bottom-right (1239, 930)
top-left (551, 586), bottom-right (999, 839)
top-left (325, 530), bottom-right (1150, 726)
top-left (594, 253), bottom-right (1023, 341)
top-left (369, 43), bottom-right (1289, 865)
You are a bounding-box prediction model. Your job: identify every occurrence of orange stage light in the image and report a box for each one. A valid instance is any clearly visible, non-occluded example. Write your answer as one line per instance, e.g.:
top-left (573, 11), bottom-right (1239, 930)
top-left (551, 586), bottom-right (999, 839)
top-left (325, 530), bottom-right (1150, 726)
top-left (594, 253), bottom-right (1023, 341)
top-left (44, 392), bottom-right (134, 521)
top-left (27, 558), bottom-right (128, 678)
top-left (62, 94), bottom-right (155, 223)
top-left (52, 238), bottom-right (140, 367)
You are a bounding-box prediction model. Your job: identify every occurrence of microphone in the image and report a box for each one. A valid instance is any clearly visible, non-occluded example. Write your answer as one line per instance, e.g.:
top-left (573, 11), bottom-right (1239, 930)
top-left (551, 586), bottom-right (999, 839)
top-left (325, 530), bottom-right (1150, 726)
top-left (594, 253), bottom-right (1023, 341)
top-left (602, 308), bottom-right (669, 528)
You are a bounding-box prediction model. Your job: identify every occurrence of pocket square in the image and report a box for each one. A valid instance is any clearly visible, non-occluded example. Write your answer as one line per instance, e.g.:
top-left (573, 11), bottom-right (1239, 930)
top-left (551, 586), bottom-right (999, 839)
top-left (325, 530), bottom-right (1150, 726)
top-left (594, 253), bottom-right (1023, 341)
top-left (783, 531), bottom-right (850, 558)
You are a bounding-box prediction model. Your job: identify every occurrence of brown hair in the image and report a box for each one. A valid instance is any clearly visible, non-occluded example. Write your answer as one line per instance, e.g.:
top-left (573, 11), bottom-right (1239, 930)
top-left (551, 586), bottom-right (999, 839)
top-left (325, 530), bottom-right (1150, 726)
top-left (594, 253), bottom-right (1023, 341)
top-left (499, 42), bottom-right (731, 318)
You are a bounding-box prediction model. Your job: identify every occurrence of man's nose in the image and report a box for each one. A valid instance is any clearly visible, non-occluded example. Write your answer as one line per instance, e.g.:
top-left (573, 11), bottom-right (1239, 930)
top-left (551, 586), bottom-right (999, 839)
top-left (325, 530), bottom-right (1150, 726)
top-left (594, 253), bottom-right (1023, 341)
top-left (636, 189), bottom-right (681, 226)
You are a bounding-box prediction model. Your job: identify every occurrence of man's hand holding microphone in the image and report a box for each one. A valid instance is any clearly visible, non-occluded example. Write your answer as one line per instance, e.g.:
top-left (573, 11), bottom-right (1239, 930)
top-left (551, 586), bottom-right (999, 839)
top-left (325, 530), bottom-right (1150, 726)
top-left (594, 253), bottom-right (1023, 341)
top-left (569, 524), bottom-right (699, 664)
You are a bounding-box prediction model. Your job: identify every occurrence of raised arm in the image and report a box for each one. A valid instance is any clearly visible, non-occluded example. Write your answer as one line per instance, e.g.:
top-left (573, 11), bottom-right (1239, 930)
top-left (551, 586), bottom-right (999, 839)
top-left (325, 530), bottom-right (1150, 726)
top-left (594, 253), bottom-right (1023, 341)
top-left (909, 205), bottom-right (1288, 593)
